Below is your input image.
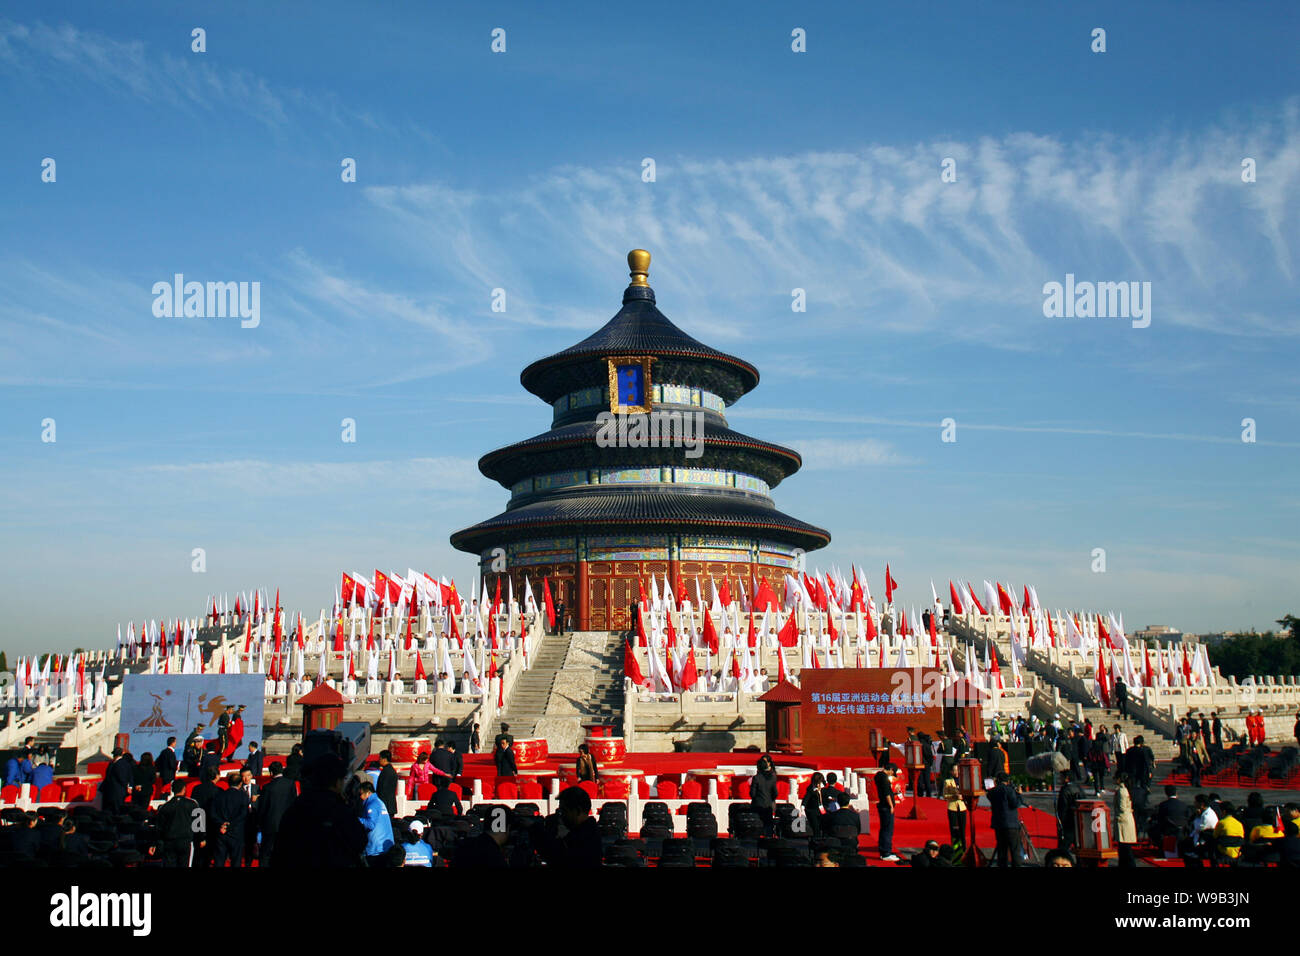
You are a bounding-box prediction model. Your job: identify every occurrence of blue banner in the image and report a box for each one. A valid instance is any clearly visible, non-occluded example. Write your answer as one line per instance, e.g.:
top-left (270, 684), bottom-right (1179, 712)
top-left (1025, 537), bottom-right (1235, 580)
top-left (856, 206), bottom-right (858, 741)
top-left (121, 674), bottom-right (265, 761)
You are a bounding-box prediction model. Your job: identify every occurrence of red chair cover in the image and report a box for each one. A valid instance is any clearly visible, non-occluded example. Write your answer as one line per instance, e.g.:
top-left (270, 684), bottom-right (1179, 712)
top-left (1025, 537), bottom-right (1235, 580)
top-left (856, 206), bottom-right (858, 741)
top-left (579, 781), bottom-right (598, 799)
top-left (716, 780), bottom-right (731, 799)
top-left (521, 781), bottom-right (544, 799)
top-left (734, 778), bottom-right (751, 799)
top-left (776, 780), bottom-right (791, 800)
top-left (495, 780), bottom-right (518, 799)
top-left (681, 780), bottom-right (703, 799)
top-left (656, 779), bottom-right (678, 799)
top-left (39, 783), bottom-right (62, 803)
top-left (417, 783), bottom-right (435, 801)
top-left (602, 779), bottom-right (629, 799)
top-left (1, 785), bottom-right (19, 804)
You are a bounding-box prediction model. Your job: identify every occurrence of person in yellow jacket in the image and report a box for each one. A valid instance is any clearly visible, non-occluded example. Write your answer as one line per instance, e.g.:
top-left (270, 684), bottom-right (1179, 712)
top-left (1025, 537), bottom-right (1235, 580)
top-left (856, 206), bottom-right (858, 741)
top-left (940, 769), bottom-right (966, 850)
top-left (1213, 801), bottom-right (1245, 864)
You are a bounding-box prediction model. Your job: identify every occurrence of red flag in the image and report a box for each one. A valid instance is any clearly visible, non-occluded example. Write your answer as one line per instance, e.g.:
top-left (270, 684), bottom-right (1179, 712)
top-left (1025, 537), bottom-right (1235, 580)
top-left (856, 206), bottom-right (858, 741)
top-left (366, 614), bottom-right (376, 651)
top-left (488, 650), bottom-right (497, 681)
top-left (414, 652), bottom-right (426, 681)
top-left (809, 647), bottom-right (821, 669)
top-left (542, 577), bottom-right (556, 629)
top-left (342, 573), bottom-right (356, 606)
top-left (244, 619), bottom-right (254, 654)
top-left (624, 638), bottom-right (646, 687)
top-left (702, 609), bottom-right (719, 654)
top-left (218, 650), bottom-right (226, 674)
top-left (719, 577), bottom-right (732, 607)
top-left (680, 648), bottom-right (699, 691)
top-left (777, 607), bottom-right (799, 647)
top-left (675, 573), bottom-right (687, 610)
top-left (405, 603), bottom-right (415, 651)
top-left (449, 610), bottom-right (463, 649)
top-left (1097, 615), bottom-right (1114, 650)
top-left (296, 613), bottom-right (305, 650)
top-left (1143, 644), bottom-right (1155, 687)
top-left (1021, 585), bottom-right (1032, 615)
top-left (754, 575), bottom-right (779, 612)
top-left (1096, 648), bottom-right (1111, 705)
top-left (776, 644), bottom-right (790, 684)
top-left (638, 576), bottom-right (648, 607)
top-left (253, 590), bottom-right (260, 620)
top-left (849, 568), bottom-right (866, 614)
top-left (996, 583), bottom-right (1014, 616)
top-left (636, 605), bottom-right (648, 648)
top-left (928, 607), bottom-right (937, 646)
top-left (989, 648), bottom-right (1004, 690)
top-left (1046, 610), bottom-right (1057, 644)
top-left (1181, 644), bottom-right (1192, 686)
top-left (827, 608), bottom-right (839, 643)
top-left (884, 564), bottom-right (899, 604)
top-left (748, 607), bottom-right (757, 649)
top-left (374, 570), bottom-right (390, 606)
top-left (863, 607), bottom-right (878, 641)
top-left (948, 581), bottom-right (965, 616)
top-left (730, 649), bottom-right (742, 679)
top-left (333, 615), bottom-right (344, 652)
top-left (347, 652), bottom-right (357, 681)
top-left (497, 668), bottom-right (505, 708)
top-left (966, 582), bottom-right (987, 616)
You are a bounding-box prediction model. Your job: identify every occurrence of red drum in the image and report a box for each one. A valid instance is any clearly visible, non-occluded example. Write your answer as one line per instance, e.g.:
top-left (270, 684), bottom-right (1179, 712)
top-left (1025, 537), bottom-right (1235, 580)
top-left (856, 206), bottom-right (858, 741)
top-left (388, 739), bottom-right (421, 763)
top-left (582, 722), bottom-right (613, 738)
top-left (515, 738), bottom-right (545, 766)
top-left (535, 739), bottom-right (550, 762)
top-left (587, 736), bottom-right (626, 764)
top-left (417, 739), bottom-right (433, 759)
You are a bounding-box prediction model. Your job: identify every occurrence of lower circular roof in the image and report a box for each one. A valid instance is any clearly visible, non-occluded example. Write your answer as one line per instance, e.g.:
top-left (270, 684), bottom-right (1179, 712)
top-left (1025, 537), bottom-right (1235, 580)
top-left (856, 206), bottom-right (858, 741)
top-left (450, 488), bottom-right (831, 555)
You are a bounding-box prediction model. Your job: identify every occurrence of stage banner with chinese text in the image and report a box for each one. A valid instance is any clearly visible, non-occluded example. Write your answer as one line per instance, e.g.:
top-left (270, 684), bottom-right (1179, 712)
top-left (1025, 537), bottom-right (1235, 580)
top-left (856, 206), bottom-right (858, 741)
top-left (800, 668), bottom-right (945, 756)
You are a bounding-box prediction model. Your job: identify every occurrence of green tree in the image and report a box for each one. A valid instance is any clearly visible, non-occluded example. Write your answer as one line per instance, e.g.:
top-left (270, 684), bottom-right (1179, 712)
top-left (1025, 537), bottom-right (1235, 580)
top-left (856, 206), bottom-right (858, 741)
top-left (1209, 628), bottom-right (1300, 680)
top-left (1277, 614), bottom-right (1299, 639)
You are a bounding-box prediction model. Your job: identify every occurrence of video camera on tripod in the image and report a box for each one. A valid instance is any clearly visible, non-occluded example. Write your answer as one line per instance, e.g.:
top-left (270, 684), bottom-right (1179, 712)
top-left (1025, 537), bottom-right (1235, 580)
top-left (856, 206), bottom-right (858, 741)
top-left (303, 721), bottom-right (371, 809)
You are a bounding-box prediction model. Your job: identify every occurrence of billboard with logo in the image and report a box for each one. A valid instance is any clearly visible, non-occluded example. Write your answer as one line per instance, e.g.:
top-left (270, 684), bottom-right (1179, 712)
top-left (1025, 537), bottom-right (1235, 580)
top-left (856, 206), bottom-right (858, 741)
top-left (121, 674), bottom-right (264, 760)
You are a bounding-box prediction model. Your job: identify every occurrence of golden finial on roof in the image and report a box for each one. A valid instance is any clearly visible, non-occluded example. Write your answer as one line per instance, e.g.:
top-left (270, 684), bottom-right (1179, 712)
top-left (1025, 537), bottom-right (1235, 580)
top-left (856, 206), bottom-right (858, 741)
top-left (627, 249), bottom-right (651, 287)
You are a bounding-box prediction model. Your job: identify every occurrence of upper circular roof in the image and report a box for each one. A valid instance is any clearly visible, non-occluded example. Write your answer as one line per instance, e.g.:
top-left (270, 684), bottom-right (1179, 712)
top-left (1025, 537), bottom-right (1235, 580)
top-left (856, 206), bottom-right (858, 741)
top-left (520, 254), bottom-right (760, 404)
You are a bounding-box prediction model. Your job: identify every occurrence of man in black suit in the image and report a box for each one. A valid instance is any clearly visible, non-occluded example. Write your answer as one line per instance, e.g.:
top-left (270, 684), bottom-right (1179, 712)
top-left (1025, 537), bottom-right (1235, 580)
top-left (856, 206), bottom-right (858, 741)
top-left (211, 771), bottom-right (249, 867)
top-left (874, 764), bottom-right (899, 862)
top-left (987, 772), bottom-right (1024, 867)
top-left (493, 724), bottom-right (514, 752)
top-left (101, 748), bottom-right (133, 814)
top-left (243, 741), bottom-right (263, 778)
top-left (827, 801), bottom-right (862, 842)
top-left (376, 751), bottom-right (399, 819)
top-left (1115, 676), bottom-right (1128, 717)
top-left (216, 705), bottom-right (234, 757)
top-left (431, 739), bottom-right (456, 779)
top-left (1154, 784), bottom-right (1191, 845)
top-left (1199, 712), bottom-right (1212, 743)
top-left (238, 767), bottom-right (261, 864)
top-left (555, 602), bottom-right (566, 636)
top-left (256, 761), bottom-right (296, 866)
top-left (1211, 712), bottom-right (1223, 751)
top-left (1056, 775), bottom-right (1083, 849)
top-left (190, 766), bottom-right (222, 867)
top-left (1124, 735), bottom-right (1156, 794)
top-left (538, 786), bottom-right (602, 868)
top-left (155, 778), bottom-right (200, 866)
top-left (199, 743), bottom-right (222, 781)
top-left (447, 742), bottom-right (464, 780)
top-left (155, 737), bottom-right (180, 787)
top-left (424, 784), bottom-right (463, 818)
top-left (7, 813), bottom-right (41, 859)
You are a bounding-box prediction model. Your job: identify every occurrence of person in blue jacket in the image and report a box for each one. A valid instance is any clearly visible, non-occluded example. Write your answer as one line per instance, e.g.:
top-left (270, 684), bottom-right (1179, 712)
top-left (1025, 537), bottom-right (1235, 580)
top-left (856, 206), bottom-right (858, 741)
top-left (401, 819), bottom-right (435, 866)
top-left (31, 760), bottom-right (55, 792)
top-left (358, 779), bottom-right (395, 865)
top-left (4, 757), bottom-right (21, 787)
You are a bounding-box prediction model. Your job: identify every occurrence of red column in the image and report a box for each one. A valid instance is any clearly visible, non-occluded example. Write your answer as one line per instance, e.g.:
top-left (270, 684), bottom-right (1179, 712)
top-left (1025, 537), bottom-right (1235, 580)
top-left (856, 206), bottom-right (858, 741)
top-left (577, 559), bottom-right (590, 631)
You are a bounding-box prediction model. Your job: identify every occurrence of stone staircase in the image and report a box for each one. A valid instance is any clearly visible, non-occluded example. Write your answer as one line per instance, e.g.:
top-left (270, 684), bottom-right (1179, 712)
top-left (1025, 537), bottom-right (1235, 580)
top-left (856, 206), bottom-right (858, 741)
top-left (35, 715), bottom-right (80, 751)
top-left (494, 630), bottom-right (626, 753)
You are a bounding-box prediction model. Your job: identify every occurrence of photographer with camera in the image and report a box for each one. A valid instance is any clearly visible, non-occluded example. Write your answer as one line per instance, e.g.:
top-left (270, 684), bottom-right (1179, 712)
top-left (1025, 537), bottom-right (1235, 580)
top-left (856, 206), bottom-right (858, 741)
top-left (271, 752), bottom-right (368, 868)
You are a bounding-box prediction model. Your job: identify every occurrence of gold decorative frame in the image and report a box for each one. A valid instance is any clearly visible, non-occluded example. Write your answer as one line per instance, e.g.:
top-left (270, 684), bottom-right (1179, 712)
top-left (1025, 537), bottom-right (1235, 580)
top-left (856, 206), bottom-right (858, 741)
top-left (607, 355), bottom-right (656, 414)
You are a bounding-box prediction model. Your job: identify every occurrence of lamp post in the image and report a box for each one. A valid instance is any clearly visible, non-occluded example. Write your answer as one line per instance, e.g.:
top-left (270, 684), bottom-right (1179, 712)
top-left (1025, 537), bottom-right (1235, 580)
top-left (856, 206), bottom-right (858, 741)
top-left (869, 728), bottom-right (885, 768)
top-left (1074, 799), bottom-right (1117, 867)
top-left (905, 738), bottom-right (927, 820)
top-left (957, 756), bottom-right (985, 866)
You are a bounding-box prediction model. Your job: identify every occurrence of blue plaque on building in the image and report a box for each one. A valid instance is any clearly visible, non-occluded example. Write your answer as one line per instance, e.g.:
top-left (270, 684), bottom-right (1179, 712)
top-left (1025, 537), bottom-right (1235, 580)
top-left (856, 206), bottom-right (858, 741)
top-left (616, 363), bottom-right (645, 406)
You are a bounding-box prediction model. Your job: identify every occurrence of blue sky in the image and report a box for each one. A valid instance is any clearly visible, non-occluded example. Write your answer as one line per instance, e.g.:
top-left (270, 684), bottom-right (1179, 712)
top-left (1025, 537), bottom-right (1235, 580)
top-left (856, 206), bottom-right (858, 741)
top-left (1, 2), bottom-right (1297, 656)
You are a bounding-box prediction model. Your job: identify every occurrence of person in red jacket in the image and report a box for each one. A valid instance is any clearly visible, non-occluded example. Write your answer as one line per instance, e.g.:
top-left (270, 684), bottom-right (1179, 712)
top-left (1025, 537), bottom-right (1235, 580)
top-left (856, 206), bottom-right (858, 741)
top-left (224, 705), bottom-right (246, 760)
